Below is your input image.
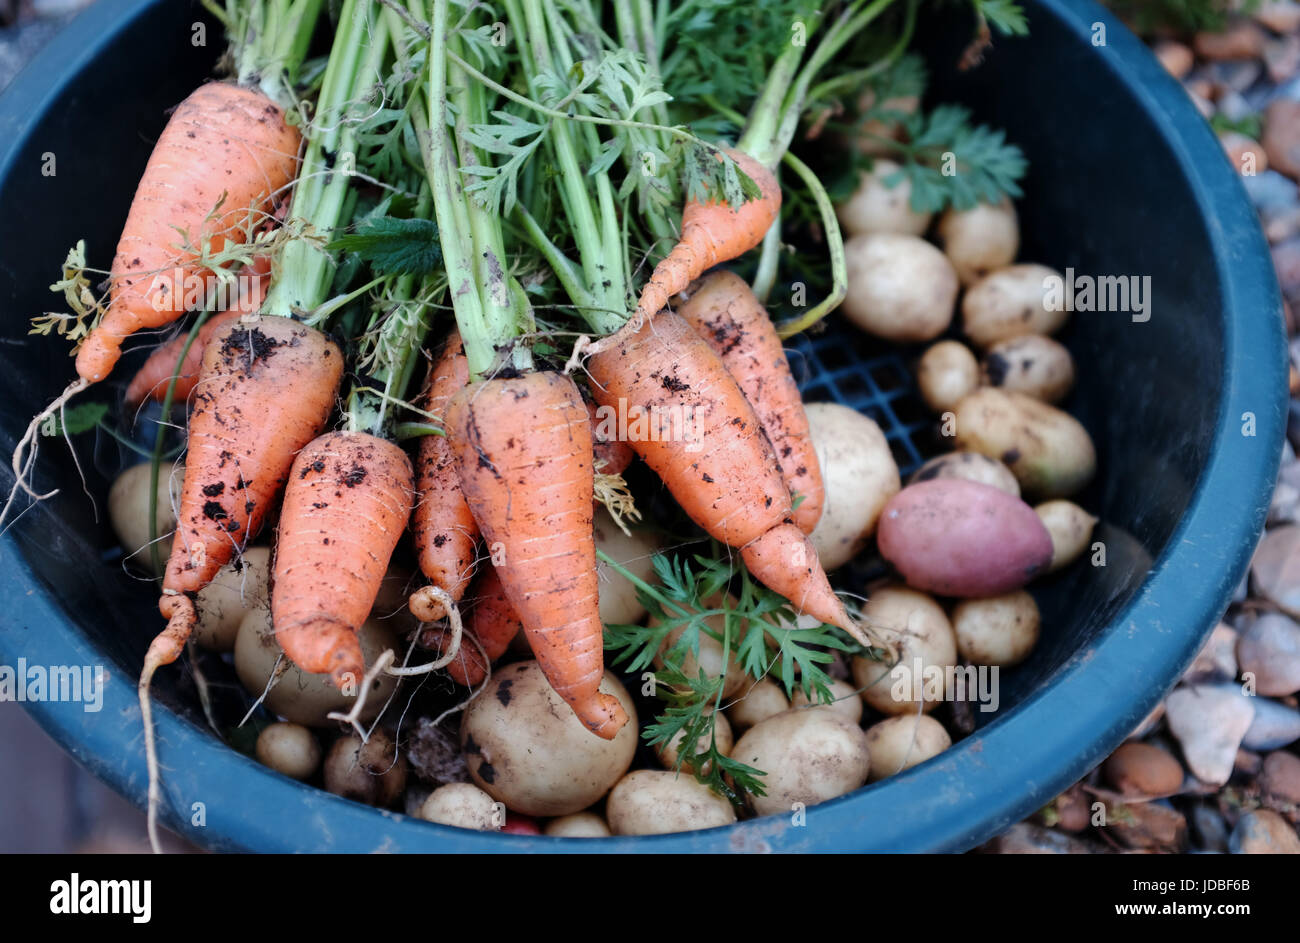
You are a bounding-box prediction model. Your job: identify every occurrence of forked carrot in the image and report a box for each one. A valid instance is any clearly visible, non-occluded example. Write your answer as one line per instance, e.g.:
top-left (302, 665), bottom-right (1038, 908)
top-left (76, 83), bottom-right (300, 384)
top-left (409, 332), bottom-right (478, 623)
top-left (273, 431), bottom-right (414, 685)
top-left (676, 270), bottom-right (823, 533)
top-left (586, 309), bottom-right (865, 644)
top-left (444, 372), bottom-right (628, 739)
top-left (631, 149), bottom-right (780, 325)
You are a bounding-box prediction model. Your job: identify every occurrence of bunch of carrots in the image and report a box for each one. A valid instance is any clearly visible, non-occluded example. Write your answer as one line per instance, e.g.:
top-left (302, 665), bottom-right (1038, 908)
top-left (8, 0), bottom-right (1023, 841)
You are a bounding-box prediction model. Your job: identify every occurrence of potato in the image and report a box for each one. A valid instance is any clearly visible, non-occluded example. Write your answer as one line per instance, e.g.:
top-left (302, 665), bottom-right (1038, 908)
top-left (842, 233), bottom-right (958, 343)
top-left (726, 677), bottom-right (791, 732)
top-left (878, 479), bottom-right (1053, 598)
top-left (254, 721), bottom-right (321, 780)
top-left (1035, 500), bottom-right (1099, 573)
top-left (606, 770), bottom-right (737, 835)
top-left (233, 605), bottom-right (401, 727)
top-left (460, 660), bottom-right (637, 817)
top-left (791, 677), bottom-right (863, 724)
top-left (418, 782), bottom-right (501, 830)
top-left (917, 340), bottom-right (979, 414)
top-left (836, 159), bottom-right (932, 237)
top-left (805, 403), bottom-right (900, 570)
top-left (653, 596), bottom-right (747, 699)
top-left (952, 591), bottom-right (1040, 667)
top-left (864, 715), bottom-right (952, 782)
top-left (909, 451), bottom-right (1020, 498)
top-left (544, 812), bottom-right (612, 838)
top-left (108, 462), bottom-right (183, 576)
top-left (594, 507), bottom-right (659, 625)
top-left (937, 197), bottom-right (1019, 285)
top-left (656, 711), bottom-right (734, 774)
top-left (961, 263), bottom-right (1068, 348)
top-left (731, 710), bottom-right (871, 817)
top-left (193, 547), bottom-right (270, 651)
top-left (323, 728), bottom-right (406, 807)
top-left (982, 334), bottom-right (1075, 404)
top-left (852, 586), bottom-right (957, 715)
top-left (953, 388), bottom-right (1096, 498)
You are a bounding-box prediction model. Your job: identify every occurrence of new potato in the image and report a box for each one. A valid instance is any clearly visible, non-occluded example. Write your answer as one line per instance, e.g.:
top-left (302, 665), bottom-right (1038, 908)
top-left (731, 709), bottom-right (871, 817)
top-left (917, 340), bottom-right (980, 414)
top-left (962, 263), bottom-right (1068, 348)
top-left (864, 715), bottom-right (952, 781)
top-left (909, 451), bottom-right (1020, 497)
top-left (937, 197), bottom-right (1019, 285)
top-left (836, 159), bottom-right (932, 237)
top-left (982, 334), bottom-right (1075, 404)
top-left (108, 462), bottom-right (184, 576)
top-left (606, 770), bottom-right (737, 835)
top-left (193, 546), bottom-right (271, 651)
top-left (842, 233), bottom-right (959, 342)
top-left (952, 591), bottom-right (1041, 667)
top-left (852, 586), bottom-right (957, 715)
top-left (726, 677), bottom-right (792, 732)
top-left (1035, 500), bottom-right (1098, 572)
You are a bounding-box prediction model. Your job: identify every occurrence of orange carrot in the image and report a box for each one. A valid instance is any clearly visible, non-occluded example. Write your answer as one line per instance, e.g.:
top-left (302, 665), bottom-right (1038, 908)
top-left (444, 372), bottom-right (628, 739)
top-left (586, 309), bottom-right (865, 644)
top-left (422, 564), bottom-right (522, 687)
top-left (632, 149), bottom-right (780, 325)
top-left (77, 83), bottom-right (300, 384)
top-left (272, 431), bottom-right (414, 685)
top-left (149, 317), bottom-right (342, 670)
top-left (587, 399), bottom-right (635, 477)
top-left (676, 270), bottom-right (823, 533)
top-left (409, 332), bottom-right (479, 623)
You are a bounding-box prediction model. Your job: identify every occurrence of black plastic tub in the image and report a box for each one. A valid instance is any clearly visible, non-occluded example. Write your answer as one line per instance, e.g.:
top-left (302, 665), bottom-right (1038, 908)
top-left (0, 0), bottom-right (1286, 852)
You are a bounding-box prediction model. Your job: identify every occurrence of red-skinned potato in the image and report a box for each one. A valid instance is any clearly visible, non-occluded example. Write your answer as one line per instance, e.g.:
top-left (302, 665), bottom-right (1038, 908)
top-left (877, 479), bottom-right (1054, 597)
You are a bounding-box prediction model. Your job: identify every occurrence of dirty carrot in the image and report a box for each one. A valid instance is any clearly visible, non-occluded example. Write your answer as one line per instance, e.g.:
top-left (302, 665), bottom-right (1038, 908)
top-left (443, 371), bottom-right (628, 739)
top-left (676, 270), bottom-right (823, 533)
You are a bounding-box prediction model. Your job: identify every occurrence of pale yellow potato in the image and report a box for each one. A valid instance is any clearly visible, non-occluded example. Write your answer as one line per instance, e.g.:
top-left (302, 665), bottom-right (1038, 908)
top-left (1035, 500), bottom-right (1099, 573)
top-left (108, 462), bottom-right (183, 576)
top-left (461, 660), bottom-right (637, 817)
top-left (805, 402), bottom-right (900, 571)
top-left (254, 721), bottom-right (321, 780)
top-left (594, 506), bottom-right (659, 625)
top-left (544, 812), bottom-right (612, 838)
top-left (323, 729), bottom-right (406, 807)
top-left (836, 159), bottom-right (932, 237)
top-left (656, 710), bottom-right (734, 775)
top-left (952, 591), bottom-right (1040, 667)
top-left (961, 263), bottom-right (1069, 348)
top-left (726, 677), bottom-right (791, 733)
top-left (653, 595), bottom-right (747, 699)
top-left (937, 197), bottom-right (1019, 285)
top-left (908, 451), bottom-right (1020, 498)
top-left (842, 233), bottom-right (958, 342)
top-left (731, 709), bottom-right (871, 817)
top-left (917, 340), bottom-right (979, 414)
top-left (864, 714), bottom-right (952, 782)
top-left (852, 586), bottom-right (957, 715)
top-left (233, 605), bottom-right (401, 727)
top-left (791, 677), bottom-right (864, 724)
top-left (606, 770), bottom-right (737, 835)
top-left (418, 783), bottom-right (501, 830)
top-left (193, 546), bottom-right (271, 652)
top-left (982, 334), bottom-right (1075, 404)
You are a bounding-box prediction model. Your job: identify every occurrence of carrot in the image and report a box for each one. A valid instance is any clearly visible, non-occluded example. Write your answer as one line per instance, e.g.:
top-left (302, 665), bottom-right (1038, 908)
top-left (76, 83), bottom-right (300, 385)
top-left (443, 371), bottom-right (628, 739)
top-left (422, 564), bottom-right (522, 687)
top-left (631, 149), bottom-right (780, 326)
top-left (272, 431), bottom-right (413, 685)
top-left (587, 399), bottom-right (635, 476)
top-left (586, 309), bottom-right (866, 644)
top-left (676, 270), bottom-right (823, 533)
top-left (409, 332), bottom-right (479, 623)
top-left (148, 317), bottom-right (343, 670)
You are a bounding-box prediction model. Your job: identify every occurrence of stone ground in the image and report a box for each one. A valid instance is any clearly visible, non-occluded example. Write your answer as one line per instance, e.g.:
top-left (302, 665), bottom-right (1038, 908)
top-left (2, 1), bottom-right (1299, 854)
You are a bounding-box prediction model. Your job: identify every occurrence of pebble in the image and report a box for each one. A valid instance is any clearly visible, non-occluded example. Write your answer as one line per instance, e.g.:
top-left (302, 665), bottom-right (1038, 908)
top-left (1264, 100), bottom-right (1300, 180)
top-left (1266, 34), bottom-right (1300, 84)
top-left (1222, 132), bottom-right (1270, 174)
top-left (1108, 799), bottom-right (1188, 852)
top-left (1289, 401), bottom-right (1300, 451)
top-left (1196, 23), bottom-right (1268, 62)
top-left (1268, 205), bottom-right (1300, 243)
top-left (1217, 89), bottom-right (1255, 122)
top-left (1190, 803), bottom-right (1231, 853)
top-left (1251, 524), bottom-right (1300, 615)
top-left (1130, 700), bottom-right (1166, 740)
top-left (1260, 750), bottom-right (1300, 804)
top-left (1235, 747), bottom-right (1264, 776)
top-left (1184, 622), bottom-right (1240, 684)
top-left (1255, 1), bottom-right (1300, 35)
top-left (1242, 696), bottom-right (1300, 749)
top-left (1270, 474), bottom-right (1300, 524)
top-left (1237, 611), bottom-right (1300, 696)
top-left (984, 822), bottom-right (1101, 854)
top-left (1165, 685), bottom-right (1257, 786)
top-left (1104, 742), bottom-right (1185, 796)
top-left (1272, 238), bottom-right (1300, 295)
top-left (1229, 809), bottom-right (1300, 852)
top-left (1241, 168), bottom-right (1299, 210)
top-left (1053, 784), bottom-right (1092, 833)
top-left (1154, 40), bottom-right (1194, 80)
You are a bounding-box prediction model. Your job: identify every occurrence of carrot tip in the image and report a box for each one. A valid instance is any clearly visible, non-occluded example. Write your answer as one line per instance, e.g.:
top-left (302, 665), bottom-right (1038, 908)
top-left (576, 693), bottom-right (629, 741)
